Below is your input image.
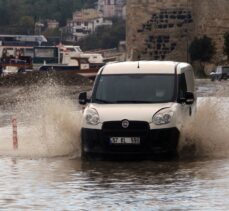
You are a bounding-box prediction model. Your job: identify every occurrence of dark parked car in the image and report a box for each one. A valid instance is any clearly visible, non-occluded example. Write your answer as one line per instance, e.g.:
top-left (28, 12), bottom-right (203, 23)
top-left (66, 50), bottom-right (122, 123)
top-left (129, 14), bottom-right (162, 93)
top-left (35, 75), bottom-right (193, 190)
top-left (210, 66), bottom-right (229, 81)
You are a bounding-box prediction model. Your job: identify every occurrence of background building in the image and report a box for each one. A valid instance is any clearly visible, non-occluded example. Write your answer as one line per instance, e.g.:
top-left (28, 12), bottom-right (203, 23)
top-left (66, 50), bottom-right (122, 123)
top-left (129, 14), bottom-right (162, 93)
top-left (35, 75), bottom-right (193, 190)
top-left (66, 9), bottom-right (112, 41)
top-left (46, 20), bottom-right (59, 29)
top-left (98, 0), bottom-right (126, 19)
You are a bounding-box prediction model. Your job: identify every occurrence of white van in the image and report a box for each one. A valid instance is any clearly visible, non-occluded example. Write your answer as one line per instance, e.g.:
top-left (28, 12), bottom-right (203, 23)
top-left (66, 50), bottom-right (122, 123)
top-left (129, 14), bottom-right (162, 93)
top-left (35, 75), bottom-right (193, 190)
top-left (79, 61), bottom-right (196, 159)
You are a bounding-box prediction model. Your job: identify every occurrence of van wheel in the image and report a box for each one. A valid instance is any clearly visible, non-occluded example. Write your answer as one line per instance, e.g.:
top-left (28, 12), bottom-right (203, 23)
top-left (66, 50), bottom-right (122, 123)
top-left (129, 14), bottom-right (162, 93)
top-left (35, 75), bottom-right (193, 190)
top-left (48, 67), bottom-right (55, 72)
top-left (81, 142), bottom-right (98, 161)
top-left (18, 68), bottom-right (25, 73)
top-left (165, 151), bottom-right (179, 160)
top-left (81, 151), bottom-right (88, 161)
top-left (81, 152), bottom-right (100, 161)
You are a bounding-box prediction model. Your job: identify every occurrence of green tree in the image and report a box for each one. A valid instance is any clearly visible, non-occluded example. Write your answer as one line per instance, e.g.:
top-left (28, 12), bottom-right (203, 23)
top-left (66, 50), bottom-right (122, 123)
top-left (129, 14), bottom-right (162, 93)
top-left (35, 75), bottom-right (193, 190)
top-left (43, 28), bottom-right (61, 37)
top-left (189, 35), bottom-right (215, 76)
top-left (77, 19), bottom-right (126, 50)
top-left (189, 35), bottom-right (215, 62)
top-left (19, 16), bottom-right (35, 34)
top-left (223, 32), bottom-right (229, 59)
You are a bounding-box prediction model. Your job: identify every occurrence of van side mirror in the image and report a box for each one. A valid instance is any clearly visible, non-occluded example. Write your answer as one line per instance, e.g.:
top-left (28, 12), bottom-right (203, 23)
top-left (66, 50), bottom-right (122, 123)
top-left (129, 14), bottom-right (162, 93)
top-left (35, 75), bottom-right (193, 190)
top-left (79, 92), bottom-right (88, 105)
top-left (185, 92), bottom-right (194, 105)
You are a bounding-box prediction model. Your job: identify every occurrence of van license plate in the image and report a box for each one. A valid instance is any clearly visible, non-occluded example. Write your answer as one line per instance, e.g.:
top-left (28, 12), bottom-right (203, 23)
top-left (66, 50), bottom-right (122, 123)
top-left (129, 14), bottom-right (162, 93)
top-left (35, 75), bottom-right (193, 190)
top-left (110, 137), bottom-right (140, 145)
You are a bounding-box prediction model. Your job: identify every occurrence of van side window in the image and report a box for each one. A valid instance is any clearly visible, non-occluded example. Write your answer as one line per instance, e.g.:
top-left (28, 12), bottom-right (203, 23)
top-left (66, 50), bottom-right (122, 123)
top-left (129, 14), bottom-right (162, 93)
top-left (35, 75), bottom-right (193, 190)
top-left (179, 73), bottom-right (187, 100)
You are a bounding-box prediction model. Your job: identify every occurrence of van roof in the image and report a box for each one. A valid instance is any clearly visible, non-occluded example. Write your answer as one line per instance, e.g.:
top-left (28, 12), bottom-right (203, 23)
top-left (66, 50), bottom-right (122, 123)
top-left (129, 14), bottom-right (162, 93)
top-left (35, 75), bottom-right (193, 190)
top-left (99, 61), bottom-right (191, 75)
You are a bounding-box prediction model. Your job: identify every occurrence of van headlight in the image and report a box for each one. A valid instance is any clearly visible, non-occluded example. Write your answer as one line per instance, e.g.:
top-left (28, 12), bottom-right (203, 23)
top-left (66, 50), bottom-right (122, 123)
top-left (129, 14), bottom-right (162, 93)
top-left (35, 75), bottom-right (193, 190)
top-left (152, 109), bottom-right (174, 125)
top-left (85, 108), bottom-right (100, 125)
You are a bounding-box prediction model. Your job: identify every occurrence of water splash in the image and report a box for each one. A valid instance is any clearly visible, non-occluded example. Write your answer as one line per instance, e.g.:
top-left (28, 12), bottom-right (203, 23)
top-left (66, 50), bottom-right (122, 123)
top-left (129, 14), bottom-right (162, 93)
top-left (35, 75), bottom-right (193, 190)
top-left (180, 84), bottom-right (229, 159)
top-left (1, 79), bottom-right (229, 160)
top-left (0, 81), bottom-right (82, 158)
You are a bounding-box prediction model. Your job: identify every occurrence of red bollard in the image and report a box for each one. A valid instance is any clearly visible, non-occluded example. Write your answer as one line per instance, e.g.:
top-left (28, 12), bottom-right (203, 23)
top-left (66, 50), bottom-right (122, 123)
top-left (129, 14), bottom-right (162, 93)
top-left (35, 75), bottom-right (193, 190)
top-left (12, 117), bottom-right (18, 150)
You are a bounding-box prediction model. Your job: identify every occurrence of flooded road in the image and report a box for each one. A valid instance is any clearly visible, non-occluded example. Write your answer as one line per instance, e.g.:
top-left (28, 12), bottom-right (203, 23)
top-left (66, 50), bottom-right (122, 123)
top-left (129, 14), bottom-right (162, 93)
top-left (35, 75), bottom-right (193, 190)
top-left (1, 157), bottom-right (229, 210)
top-left (0, 79), bottom-right (229, 210)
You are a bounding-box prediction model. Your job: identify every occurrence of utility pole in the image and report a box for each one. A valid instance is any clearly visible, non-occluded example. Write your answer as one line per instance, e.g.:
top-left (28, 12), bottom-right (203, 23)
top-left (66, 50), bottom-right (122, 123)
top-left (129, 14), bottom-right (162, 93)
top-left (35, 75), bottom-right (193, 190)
top-left (186, 0), bottom-right (190, 63)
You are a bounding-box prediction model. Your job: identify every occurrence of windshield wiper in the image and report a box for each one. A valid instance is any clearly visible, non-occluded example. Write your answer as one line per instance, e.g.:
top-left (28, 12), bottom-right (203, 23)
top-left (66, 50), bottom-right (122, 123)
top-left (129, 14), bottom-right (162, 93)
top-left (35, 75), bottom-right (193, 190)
top-left (94, 99), bottom-right (114, 104)
top-left (115, 100), bottom-right (152, 104)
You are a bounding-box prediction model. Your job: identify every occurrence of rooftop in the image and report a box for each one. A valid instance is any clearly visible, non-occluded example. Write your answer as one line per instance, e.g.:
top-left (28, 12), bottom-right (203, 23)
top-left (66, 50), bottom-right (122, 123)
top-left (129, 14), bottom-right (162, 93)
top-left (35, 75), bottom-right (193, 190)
top-left (73, 9), bottom-right (103, 21)
top-left (100, 61), bottom-right (190, 75)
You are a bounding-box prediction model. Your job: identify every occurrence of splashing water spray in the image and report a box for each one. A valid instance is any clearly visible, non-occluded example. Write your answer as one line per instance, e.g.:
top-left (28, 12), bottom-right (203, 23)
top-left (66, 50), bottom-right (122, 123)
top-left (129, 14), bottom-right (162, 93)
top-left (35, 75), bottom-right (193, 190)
top-left (179, 84), bottom-right (229, 159)
top-left (1, 79), bottom-right (229, 160)
top-left (7, 82), bottom-right (83, 158)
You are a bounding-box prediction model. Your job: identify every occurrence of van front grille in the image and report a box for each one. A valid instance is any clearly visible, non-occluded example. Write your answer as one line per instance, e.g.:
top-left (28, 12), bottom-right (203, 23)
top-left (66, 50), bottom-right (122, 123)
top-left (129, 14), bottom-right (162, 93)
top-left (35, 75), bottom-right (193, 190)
top-left (102, 121), bottom-right (150, 132)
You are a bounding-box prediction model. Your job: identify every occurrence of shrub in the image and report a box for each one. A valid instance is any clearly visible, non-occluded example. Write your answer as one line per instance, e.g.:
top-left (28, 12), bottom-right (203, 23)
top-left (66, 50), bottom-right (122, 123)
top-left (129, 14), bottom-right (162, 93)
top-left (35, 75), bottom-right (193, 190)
top-left (189, 35), bottom-right (215, 62)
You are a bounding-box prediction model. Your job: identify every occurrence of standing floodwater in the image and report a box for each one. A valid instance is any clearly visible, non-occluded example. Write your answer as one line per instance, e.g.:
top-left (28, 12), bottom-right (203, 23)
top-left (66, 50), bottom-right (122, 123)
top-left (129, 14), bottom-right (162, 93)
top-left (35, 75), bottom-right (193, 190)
top-left (0, 79), bottom-right (229, 210)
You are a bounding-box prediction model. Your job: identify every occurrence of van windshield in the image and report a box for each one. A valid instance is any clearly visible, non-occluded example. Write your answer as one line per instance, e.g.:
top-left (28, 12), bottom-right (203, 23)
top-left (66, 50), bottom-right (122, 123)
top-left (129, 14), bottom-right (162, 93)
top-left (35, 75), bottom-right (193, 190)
top-left (92, 74), bottom-right (175, 104)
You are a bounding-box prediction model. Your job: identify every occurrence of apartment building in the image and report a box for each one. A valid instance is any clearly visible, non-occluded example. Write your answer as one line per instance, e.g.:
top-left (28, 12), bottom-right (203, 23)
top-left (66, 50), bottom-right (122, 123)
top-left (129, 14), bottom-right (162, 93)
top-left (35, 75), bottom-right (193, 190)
top-left (98, 0), bottom-right (126, 19)
top-left (66, 9), bottom-right (112, 41)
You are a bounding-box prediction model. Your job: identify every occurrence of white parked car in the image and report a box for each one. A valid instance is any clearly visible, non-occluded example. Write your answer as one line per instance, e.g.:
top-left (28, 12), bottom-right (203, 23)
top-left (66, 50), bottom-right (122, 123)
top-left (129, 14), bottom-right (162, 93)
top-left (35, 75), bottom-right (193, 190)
top-left (79, 61), bottom-right (196, 160)
top-left (210, 66), bottom-right (229, 81)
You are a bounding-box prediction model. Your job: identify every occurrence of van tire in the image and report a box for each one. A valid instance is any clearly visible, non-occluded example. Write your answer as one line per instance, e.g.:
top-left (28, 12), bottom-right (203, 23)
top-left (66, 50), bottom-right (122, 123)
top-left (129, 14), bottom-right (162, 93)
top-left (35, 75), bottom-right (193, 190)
top-left (81, 152), bottom-right (101, 161)
top-left (18, 68), bottom-right (25, 73)
top-left (164, 150), bottom-right (179, 160)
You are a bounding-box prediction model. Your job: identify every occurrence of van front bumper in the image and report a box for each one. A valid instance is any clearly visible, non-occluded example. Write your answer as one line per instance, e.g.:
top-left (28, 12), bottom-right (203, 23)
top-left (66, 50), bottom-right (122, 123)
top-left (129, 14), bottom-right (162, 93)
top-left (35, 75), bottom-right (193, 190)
top-left (81, 127), bottom-right (180, 159)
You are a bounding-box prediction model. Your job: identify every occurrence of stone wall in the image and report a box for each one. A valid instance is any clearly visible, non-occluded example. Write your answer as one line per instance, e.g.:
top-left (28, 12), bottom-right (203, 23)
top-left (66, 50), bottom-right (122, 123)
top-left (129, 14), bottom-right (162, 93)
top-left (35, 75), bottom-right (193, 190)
top-left (126, 0), bottom-right (229, 64)
top-left (192, 0), bottom-right (229, 63)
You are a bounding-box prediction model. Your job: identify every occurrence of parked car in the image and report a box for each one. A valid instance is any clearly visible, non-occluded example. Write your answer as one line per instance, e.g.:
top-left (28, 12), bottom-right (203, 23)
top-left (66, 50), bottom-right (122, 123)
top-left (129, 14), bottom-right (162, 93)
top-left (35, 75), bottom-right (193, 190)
top-left (210, 66), bottom-right (229, 81)
top-left (79, 61), bottom-right (196, 160)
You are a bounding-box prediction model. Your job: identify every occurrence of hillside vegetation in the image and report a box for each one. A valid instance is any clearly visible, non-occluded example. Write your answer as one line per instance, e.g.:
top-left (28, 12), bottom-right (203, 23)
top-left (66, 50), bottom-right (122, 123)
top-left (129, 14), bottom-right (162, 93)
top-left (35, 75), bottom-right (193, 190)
top-left (0, 0), bottom-right (97, 33)
top-left (0, 0), bottom-right (126, 50)
top-left (78, 18), bottom-right (126, 51)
